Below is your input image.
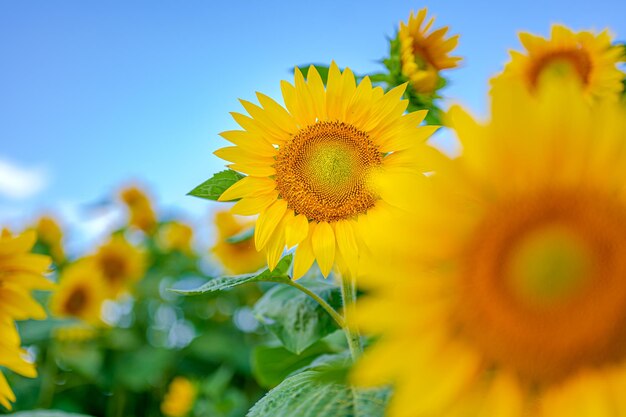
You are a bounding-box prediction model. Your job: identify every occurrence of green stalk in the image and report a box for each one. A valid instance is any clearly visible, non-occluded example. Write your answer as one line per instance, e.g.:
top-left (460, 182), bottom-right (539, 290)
top-left (339, 273), bottom-right (362, 361)
top-left (286, 280), bottom-right (345, 328)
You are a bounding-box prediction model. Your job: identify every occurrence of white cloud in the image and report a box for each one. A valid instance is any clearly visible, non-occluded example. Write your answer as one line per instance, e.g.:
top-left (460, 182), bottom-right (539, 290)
top-left (0, 158), bottom-right (48, 200)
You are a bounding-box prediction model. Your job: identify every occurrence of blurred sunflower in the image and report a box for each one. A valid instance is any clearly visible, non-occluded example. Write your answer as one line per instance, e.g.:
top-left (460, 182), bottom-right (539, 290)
top-left (399, 8), bottom-right (461, 94)
top-left (0, 320), bottom-right (37, 410)
top-left (161, 377), bottom-right (197, 417)
top-left (34, 215), bottom-right (65, 263)
top-left (216, 62), bottom-right (437, 278)
top-left (353, 78), bottom-right (626, 416)
top-left (211, 211), bottom-right (266, 274)
top-left (120, 186), bottom-right (157, 233)
top-left (159, 221), bottom-right (194, 254)
top-left (500, 25), bottom-right (624, 100)
top-left (90, 235), bottom-right (146, 297)
top-left (50, 261), bottom-right (107, 324)
top-left (0, 230), bottom-right (52, 410)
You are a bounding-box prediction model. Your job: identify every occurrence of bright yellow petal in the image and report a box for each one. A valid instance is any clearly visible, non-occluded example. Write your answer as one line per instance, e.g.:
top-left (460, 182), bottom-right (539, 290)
top-left (311, 221), bottom-right (336, 277)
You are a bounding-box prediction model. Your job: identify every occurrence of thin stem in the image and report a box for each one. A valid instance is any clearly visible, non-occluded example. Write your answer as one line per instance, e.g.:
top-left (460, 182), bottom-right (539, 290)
top-left (36, 344), bottom-right (58, 408)
top-left (286, 280), bottom-right (345, 328)
top-left (339, 273), bottom-right (362, 360)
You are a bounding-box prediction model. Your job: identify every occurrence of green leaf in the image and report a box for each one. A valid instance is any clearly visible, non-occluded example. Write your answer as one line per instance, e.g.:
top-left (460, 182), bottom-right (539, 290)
top-left (225, 226), bottom-right (254, 243)
top-left (247, 366), bottom-right (390, 417)
top-left (172, 255), bottom-right (293, 295)
top-left (252, 341), bottom-right (335, 388)
top-left (10, 412), bottom-right (95, 417)
top-left (114, 346), bottom-right (174, 392)
top-left (188, 169), bottom-right (244, 201)
top-left (253, 277), bottom-right (342, 354)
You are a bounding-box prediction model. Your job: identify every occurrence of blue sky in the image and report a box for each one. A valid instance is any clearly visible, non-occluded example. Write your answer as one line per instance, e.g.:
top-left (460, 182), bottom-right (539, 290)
top-left (1, 0), bottom-right (625, 241)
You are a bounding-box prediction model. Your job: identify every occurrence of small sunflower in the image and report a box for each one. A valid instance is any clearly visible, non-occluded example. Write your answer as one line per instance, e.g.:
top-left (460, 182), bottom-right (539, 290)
top-left (398, 8), bottom-right (461, 94)
top-left (211, 210), bottom-right (266, 274)
top-left (499, 25), bottom-right (624, 100)
top-left (34, 215), bottom-right (65, 263)
top-left (120, 186), bottom-right (157, 233)
top-left (159, 221), bottom-right (194, 254)
top-left (50, 261), bottom-right (107, 324)
top-left (0, 230), bottom-right (52, 410)
top-left (161, 377), bottom-right (197, 417)
top-left (90, 235), bottom-right (146, 297)
top-left (353, 78), bottom-right (626, 416)
top-left (216, 62), bottom-right (437, 278)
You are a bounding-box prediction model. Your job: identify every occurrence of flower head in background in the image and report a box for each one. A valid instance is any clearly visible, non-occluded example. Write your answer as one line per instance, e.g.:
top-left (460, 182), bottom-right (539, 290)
top-left (50, 261), bottom-right (107, 325)
top-left (90, 235), bottom-right (146, 298)
top-left (211, 211), bottom-right (266, 275)
top-left (161, 376), bottom-right (197, 417)
top-left (53, 325), bottom-right (98, 344)
top-left (216, 62), bottom-right (437, 278)
top-left (0, 230), bottom-right (52, 410)
top-left (399, 8), bottom-right (461, 94)
top-left (499, 25), bottom-right (624, 100)
top-left (353, 78), bottom-right (626, 416)
top-left (34, 215), bottom-right (65, 264)
top-left (120, 186), bottom-right (157, 233)
top-left (159, 221), bottom-right (194, 255)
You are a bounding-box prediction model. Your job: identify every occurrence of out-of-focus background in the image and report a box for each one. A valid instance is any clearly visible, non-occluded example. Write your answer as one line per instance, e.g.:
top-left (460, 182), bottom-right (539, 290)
top-left (2, 0), bottom-right (625, 248)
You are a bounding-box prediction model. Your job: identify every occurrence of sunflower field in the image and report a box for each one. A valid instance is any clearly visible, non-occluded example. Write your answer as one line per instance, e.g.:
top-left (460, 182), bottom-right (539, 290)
top-left (2, 2), bottom-right (626, 417)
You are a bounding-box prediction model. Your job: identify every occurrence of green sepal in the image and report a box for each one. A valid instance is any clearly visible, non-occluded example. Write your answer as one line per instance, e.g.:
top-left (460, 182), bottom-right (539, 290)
top-left (187, 169), bottom-right (244, 201)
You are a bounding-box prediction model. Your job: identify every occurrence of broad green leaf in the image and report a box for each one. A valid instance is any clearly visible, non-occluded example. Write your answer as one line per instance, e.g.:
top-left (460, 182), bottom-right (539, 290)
top-left (247, 366), bottom-right (390, 417)
top-left (225, 226), bottom-right (254, 243)
top-left (11, 412), bottom-right (94, 417)
top-left (253, 277), bottom-right (342, 354)
top-left (252, 341), bottom-right (335, 388)
top-left (172, 255), bottom-right (293, 295)
top-left (187, 169), bottom-right (244, 201)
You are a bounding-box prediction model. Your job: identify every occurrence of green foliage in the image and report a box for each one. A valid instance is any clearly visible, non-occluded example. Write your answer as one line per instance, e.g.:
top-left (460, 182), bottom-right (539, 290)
top-left (247, 355), bottom-right (390, 417)
top-left (253, 278), bottom-right (342, 354)
top-left (173, 255), bottom-right (293, 295)
top-left (10, 412), bottom-right (94, 417)
top-left (251, 341), bottom-right (336, 388)
top-left (187, 169), bottom-right (244, 201)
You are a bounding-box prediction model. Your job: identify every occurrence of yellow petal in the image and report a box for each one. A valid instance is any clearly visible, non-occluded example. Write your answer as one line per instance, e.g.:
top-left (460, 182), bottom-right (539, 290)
top-left (218, 176), bottom-right (276, 202)
top-left (334, 220), bottom-right (359, 277)
top-left (255, 199), bottom-right (288, 250)
top-left (265, 215), bottom-right (288, 270)
top-left (293, 228), bottom-right (315, 280)
top-left (285, 214), bottom-right (309, 248)
top-left (311, 221), bottom-right (336, 277)
top-left (230, 191), bottom-right (278, 216)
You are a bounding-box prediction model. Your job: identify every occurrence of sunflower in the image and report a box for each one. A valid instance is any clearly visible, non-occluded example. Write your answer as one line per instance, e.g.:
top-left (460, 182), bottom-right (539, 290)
top-left (50, 262), bottom-right (107, 324)
top-left (211, 210), bottom-right (266, 274)
top-left (90, 235), bottom-right (146, 297)
top-left (0, 230), bottom-right (52, 410)
top-left (398, 8), bottom-right (461, 94)
top-left (499, 25), bottom-right (624, 100)
top-left (0, 319), bottom-right (36, 410)
top-left (353, 77), bottom-right (626, 417)
top-left (215, 62), bottom-right (437, 278)
top-left (120, 186), bottom-right (157, 233)
top-left (161, 377), bottom-right (197, 417)
top-left (159, 221), bottom-right (194, 254)
top-left (34, 215), bottom-right (65, 263)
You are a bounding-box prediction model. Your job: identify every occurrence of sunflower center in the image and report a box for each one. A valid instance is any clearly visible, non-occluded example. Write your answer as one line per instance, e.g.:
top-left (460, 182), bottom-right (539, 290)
top-left (65, 287), bottom-right (88, 315)
top-left (101, 254), bottom-right (127, 284)
top-left (528, 49), bottom-right (592, 88)
top-left (274, 121), bottom-right (382, 223)
top-left (459, 189), bottom-right (626, 384)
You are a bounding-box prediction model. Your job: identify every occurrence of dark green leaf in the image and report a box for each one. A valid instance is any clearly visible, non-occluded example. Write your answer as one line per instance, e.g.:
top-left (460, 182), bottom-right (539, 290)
top-left (225, 227), bottom-right (254, 243)
top-left (247, 366), bottom-right (390, 417)
top-left (251, 341), bottom-right (335, 388)
top-left (253, 278), bottom-right (342, 354)
top-left (11, 412), bottom-right (95, 417)
top-left (188, 169), bottom-right (244, 201)
top-left (172, 255), bottom-right (293, 295)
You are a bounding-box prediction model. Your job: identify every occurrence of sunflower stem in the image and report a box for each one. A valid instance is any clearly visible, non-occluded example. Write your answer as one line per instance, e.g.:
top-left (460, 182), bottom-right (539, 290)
top-left (286, 280), bottom-right (345, 328)
top-left (339, 272), bottom-right (363, 361)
